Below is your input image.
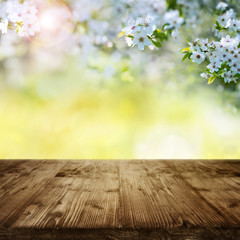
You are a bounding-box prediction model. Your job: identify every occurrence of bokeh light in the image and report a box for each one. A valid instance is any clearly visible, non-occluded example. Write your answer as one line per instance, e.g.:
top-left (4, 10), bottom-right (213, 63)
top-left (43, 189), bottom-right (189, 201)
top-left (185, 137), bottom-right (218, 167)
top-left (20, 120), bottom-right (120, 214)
top-left (0, 0), bottom-right (240, 159)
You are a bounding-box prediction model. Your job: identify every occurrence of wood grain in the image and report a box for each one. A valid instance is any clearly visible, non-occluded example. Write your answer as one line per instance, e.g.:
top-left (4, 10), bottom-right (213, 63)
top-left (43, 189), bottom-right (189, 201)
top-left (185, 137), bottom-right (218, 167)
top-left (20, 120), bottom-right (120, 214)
top-left (0, 160), bottom-right (240, 240)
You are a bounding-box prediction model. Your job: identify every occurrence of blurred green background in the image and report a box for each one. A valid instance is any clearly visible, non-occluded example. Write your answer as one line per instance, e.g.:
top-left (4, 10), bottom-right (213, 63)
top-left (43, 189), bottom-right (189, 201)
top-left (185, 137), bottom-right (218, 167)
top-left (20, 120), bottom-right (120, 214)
top-left (1, 19), bottom-right (240, 159)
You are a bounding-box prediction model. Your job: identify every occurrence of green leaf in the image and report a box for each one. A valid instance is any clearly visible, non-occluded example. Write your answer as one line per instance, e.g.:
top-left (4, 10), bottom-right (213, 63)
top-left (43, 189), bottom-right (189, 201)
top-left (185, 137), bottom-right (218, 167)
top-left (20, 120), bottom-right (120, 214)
top-left (215, 21), bottom-right (227, 32)
top-left (153, 29), bottom-right (170, 42)
top-left (234, 73), bottom-right (240, 78)
top-left (151, 40), bottom-right (162, 48)
top-left (215, 21), bottom-right (222, 31)
top-left (218, 69), bottom-right (225, 75)
top-left (221, 61), bottom-right (228, 68)
top-left (153, 29), bottom-right (162, 37)
top-left (180, 47), bottom-right (191, 53)
top-left (167, 0), bottom-right (178, 9)
top-left (187, 53), bottom-right (192, 59)
top-left (126, 34), bottom-right (134, 39)
top-left (182, 52), bottom-right (192, 62)
top-left (162, 23), bottom-right (170, 31)
top-left (208, 76), bottom-right (216, 85)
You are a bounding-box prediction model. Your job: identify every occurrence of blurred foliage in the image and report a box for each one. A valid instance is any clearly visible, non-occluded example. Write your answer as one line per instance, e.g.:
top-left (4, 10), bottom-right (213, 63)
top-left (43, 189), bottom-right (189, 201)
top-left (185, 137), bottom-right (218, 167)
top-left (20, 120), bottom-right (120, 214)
top-left (1, 8), bottom-right (240, 159)
top-left (0, 53), bottom-right (240, 159)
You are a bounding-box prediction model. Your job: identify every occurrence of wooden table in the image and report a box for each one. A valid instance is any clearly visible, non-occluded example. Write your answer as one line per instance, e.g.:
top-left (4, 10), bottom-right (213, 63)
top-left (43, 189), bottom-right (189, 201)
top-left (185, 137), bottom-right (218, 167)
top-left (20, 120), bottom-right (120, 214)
top-left (0, 160), bottom-right (240, 240)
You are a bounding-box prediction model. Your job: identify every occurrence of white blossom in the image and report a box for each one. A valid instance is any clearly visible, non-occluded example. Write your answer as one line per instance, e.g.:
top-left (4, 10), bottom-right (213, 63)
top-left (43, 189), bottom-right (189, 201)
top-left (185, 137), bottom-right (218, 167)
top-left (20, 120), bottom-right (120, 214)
top-left (191, 51), bottom-right (205, 64)
top-left (0, 19), bottom-right (8, 34)
top-left (132, 32), bottom-right (152, 50)
top-left (163, 10), bottom-right (184, 29)
top-left (216, 2), bottom-right (228, 11)
top-left (0, 0), bottom-right (39, 37)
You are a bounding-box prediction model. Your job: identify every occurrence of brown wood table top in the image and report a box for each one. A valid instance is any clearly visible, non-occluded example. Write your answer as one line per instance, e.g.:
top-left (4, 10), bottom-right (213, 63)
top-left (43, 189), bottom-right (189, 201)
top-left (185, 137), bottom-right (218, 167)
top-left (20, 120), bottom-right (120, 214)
top-left (0, 160), bottom-right (240, 240)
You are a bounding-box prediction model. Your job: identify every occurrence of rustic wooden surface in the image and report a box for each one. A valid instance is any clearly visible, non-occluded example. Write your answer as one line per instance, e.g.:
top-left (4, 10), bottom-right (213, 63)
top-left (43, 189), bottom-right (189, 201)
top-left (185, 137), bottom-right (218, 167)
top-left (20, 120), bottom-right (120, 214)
top-left (0, 160), bottom-right (240, 240)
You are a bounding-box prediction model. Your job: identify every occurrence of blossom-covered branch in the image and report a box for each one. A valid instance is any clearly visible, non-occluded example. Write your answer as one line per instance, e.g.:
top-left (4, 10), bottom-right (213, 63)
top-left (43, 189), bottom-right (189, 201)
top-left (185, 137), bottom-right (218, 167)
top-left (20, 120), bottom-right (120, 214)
top-left (0, 0), bottom-right (40, 37)
top-left (182, 2), bottom-right (240, 85)
top-left (121, 0), bottom-right (184, 50)
top-left (0, 0), bottom-right (239, 89)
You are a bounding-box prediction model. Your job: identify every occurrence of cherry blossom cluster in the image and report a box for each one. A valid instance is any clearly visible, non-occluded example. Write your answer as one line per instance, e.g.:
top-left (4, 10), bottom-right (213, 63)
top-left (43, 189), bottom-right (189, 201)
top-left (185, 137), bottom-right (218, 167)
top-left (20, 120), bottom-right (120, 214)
top-left (121, 0), bottom-right (184, 50)
top-left (120, 0), bottom-right (231, 51)
top-left (176, 0), bottom-right (230, 28)
top-left (0, 0), bottom-right (40, 37)
top-left (182, 2), bottom-right (240, 85)
top-left (213, 6), bottom-right (239, 38)
top-left (1, 0), bottom-right (239, 89)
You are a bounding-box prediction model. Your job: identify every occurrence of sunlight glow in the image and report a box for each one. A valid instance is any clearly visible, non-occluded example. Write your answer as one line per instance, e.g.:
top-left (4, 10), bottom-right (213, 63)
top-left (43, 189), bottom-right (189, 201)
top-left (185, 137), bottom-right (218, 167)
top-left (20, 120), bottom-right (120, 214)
top-left (39, 11), bottom-right (57, 32)
top-left (36, 5), bottom-right (72, 47)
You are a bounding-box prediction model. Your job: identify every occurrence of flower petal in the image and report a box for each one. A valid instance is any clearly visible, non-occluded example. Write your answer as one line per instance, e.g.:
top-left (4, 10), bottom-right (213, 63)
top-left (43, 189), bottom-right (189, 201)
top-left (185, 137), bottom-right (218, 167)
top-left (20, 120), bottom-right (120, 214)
top-left (138, 43), bottom-right (145, 51)
top-left (144, 38), bottom-right (152, 46)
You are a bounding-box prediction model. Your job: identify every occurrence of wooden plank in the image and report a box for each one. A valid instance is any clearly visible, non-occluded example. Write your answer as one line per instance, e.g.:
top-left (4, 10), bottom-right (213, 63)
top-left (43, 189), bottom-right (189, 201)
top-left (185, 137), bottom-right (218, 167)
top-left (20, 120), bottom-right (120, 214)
top-left (12, 161), bottom-right (120, 228)
top-left (0, 160), bottom-right (239, 240)
top-left (173, 160), bottom-right (240, 226)
top-left (119, 160), bottom-right (231, 228)
top-left (0, 160), bottom-right (67, 227)
top-left (0, 160), bottom-right (28, 189)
